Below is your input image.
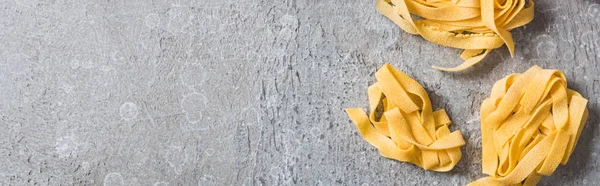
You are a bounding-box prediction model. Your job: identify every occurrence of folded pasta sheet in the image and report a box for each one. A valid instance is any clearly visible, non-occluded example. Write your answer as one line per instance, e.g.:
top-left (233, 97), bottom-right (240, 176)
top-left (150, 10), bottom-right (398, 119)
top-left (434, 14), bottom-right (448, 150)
top-left (346, 64), bottom-right (465, 172)
top-left (469, 66), bottom-right (589, 186)
top-left (376, 0), bottom-right (534, 71)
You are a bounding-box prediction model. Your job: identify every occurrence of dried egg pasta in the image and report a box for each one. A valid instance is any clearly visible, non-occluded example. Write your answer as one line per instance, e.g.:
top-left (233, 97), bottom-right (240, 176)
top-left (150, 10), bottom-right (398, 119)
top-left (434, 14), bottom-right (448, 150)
top-left (376, 0), bottom-right (534, 71)
top-left (346, 64), bottom-right (465, 172)
top-left (469, 66), bottom-right (589, 186)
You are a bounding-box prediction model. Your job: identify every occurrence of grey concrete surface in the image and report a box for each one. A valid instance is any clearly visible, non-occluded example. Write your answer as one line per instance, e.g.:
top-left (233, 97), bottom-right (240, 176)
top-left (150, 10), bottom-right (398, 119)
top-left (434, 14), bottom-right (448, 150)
top-left (0, 0), bottom-right (598, 185)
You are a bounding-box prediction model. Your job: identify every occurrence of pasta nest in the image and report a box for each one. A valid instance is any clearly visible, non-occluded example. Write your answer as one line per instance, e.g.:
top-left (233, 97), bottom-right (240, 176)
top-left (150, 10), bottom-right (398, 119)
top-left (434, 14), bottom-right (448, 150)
top-left (469, 66), bottom-right (589, 185)
top-left (346, 64), bottom-right (466, 172)
top-left (377, 0), bottom-right (534, 71)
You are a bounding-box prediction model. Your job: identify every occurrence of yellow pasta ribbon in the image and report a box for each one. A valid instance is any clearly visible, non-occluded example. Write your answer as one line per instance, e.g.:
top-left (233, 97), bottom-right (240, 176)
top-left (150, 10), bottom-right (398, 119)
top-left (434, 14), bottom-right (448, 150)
top-left (469, 66), bottom-right (589, 186)
top-left (345, 64), bottom-right (465, 172)
top-left (376, 0), bottom-right (534, 71)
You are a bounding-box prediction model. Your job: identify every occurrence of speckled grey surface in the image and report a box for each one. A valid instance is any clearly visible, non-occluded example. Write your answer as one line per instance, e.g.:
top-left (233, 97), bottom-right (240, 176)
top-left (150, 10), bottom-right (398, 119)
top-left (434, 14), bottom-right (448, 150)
top-left (0, 0), bottom-right (599, 185)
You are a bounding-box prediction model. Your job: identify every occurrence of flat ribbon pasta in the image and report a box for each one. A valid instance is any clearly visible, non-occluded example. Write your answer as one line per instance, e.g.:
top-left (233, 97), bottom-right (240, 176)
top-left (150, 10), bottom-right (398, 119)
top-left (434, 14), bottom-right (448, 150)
top-left (376, 0), bottom-right (534, 71)
top-left (346, 64), bottom-right (465, 172)
top-left (469, 66), bottom-right (589, 186)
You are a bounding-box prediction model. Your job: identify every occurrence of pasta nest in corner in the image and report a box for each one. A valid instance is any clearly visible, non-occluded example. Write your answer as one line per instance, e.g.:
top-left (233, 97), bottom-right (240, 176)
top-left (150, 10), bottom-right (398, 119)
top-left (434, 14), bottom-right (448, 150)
top-left (469, 66), bottom-right (589, 186)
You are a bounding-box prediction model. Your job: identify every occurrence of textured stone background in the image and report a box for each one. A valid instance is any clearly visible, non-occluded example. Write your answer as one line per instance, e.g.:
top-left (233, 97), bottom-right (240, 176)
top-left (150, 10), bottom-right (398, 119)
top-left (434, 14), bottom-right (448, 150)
top-left (0, 0), bottom-right (598, 185)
